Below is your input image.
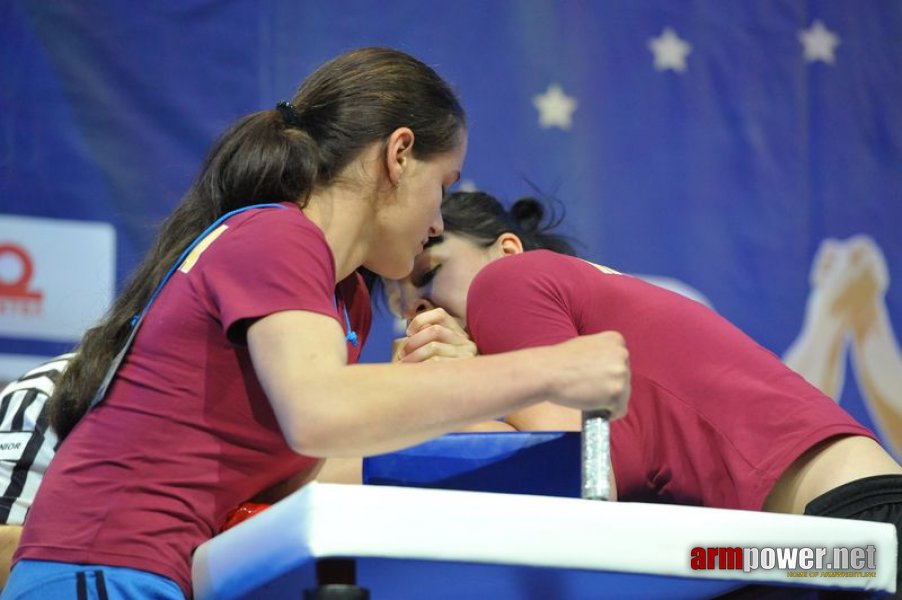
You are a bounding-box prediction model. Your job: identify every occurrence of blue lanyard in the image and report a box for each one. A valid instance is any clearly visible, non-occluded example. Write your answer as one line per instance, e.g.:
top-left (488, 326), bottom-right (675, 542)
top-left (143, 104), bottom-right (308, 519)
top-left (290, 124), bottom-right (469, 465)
top-left (130, 204), bottom-right (285, 327)
top-left (341, 303), bottom-right (359, 348)
top-left (89, 202), bottom-right (357, 412)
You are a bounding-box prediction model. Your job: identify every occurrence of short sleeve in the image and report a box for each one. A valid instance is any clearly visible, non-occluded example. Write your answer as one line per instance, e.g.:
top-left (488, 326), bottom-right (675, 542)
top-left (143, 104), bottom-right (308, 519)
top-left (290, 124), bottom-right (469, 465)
top-left (466, 251), bottom-right (581, 355)
top-left (190, 209), bottom-right (340, 339)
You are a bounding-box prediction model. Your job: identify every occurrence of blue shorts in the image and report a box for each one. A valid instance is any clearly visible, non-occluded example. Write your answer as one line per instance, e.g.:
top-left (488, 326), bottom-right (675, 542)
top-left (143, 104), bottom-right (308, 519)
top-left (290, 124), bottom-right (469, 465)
top-left (1, 560), bottom-right (185, 600)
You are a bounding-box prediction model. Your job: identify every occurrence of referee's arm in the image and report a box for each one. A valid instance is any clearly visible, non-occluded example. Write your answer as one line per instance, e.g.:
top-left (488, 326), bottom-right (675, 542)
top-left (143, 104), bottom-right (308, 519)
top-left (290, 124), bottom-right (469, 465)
top-left (0, 525), bottom-right (22, 588)
top-left (0, 353), bottom-right (73, 591)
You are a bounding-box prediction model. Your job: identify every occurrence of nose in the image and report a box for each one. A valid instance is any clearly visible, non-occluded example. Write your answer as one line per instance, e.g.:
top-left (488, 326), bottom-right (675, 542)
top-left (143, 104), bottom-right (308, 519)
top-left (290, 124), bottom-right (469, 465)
top-left (428, 210), bottom-right (444, 238)
top-left (401, 296), bottom-right (436, 321)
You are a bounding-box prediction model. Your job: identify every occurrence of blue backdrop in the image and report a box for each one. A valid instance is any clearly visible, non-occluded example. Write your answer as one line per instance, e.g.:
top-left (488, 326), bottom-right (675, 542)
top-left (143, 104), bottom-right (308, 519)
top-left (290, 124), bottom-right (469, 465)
top-left (2, 1), bottom-right (900, 453)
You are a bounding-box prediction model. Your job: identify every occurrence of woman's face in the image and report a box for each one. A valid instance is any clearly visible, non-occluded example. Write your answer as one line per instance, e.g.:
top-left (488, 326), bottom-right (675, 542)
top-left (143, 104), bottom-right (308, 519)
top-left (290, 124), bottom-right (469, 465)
top-left (390, 232), bottom-right (501, 328)
top-left (366, 131), bottom-right (467, 279)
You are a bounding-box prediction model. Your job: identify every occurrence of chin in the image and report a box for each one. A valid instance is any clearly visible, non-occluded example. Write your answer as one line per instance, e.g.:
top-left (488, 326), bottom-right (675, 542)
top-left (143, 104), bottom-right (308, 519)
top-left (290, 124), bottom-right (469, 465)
top-left (363, 256), bottom-right (414, 280)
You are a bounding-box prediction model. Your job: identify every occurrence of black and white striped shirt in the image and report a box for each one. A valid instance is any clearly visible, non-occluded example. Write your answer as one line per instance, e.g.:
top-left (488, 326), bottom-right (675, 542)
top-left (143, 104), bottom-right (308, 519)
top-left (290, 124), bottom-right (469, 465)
top-left (0, 354), bottom-right (72, 525)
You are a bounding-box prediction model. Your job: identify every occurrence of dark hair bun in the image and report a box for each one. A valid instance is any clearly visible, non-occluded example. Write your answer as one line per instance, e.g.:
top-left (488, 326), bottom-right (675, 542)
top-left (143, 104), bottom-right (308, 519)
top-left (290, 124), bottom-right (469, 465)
top-left (510, 197), bottom-right (544, 233)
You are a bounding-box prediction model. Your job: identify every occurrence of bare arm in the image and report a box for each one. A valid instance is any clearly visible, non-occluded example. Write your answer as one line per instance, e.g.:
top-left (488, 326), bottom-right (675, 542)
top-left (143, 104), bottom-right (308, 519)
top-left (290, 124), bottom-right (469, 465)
top-left (314, 458), bottom-right (364, 485)
top-left (395, 308), bottom-right (514, 432)
top-left (782, 239), bottom-right (850, 399)
top-left (842, 237), bottom-right (902, 453)
top-left (387, 308), bottom-right (617, 497)
top-left (313, 308), bottom-right (509, 481)
top-left (248, 310), bottom-right (630, 458)
top-left (783, 302), bottom-right (848, 400)
top-left (394, 308), bottom-right (478, 363)
top-left (0, 525), bottom-right (22, 590)
top-left (851, 303), bottom-right (902, 453)
top-left (397, 309), bottom-right (583, 433)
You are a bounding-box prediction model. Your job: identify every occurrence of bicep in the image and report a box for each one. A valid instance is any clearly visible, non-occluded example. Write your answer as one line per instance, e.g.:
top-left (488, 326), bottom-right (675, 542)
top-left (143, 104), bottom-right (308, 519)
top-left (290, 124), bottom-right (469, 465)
top-left (247, 310), bottom-right (347, 441)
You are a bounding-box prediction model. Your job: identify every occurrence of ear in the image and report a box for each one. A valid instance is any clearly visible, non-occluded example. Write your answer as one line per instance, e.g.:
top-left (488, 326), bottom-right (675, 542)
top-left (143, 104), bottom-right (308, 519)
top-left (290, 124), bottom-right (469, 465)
top-left (490, 232), bottom-right (524, 258)
top-left (384, 127), bottom-right (415, 186)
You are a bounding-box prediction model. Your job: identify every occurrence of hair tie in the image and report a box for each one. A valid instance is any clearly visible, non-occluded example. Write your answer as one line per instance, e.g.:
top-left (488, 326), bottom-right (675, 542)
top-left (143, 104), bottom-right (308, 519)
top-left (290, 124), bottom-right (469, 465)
top-left (276, 101), bottom-right (306, 129)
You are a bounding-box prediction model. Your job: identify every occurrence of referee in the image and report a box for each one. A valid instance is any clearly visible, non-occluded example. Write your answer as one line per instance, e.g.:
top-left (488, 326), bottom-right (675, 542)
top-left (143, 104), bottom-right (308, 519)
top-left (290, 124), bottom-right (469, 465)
top-left (0, 354), bottom-right (72, 589)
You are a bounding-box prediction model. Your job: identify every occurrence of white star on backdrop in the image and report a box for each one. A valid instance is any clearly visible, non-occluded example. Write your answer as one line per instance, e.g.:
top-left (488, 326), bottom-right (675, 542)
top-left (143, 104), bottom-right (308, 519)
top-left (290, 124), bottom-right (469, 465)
top-left (648, 27), bottom-right (692, 72)
top-left (532, 84), bottom-right (578, 130)
top-left (457, 179), bottom-right (478, 192)
top-left (799, 20), bottom-right (841, 64)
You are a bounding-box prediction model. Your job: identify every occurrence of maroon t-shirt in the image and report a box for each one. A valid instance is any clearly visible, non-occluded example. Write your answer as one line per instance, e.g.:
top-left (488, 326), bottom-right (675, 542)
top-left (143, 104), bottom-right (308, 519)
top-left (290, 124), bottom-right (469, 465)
top-left (467, 250), bottom-right (873, 511)
top-left (15, 204), bottom-right (371, 596)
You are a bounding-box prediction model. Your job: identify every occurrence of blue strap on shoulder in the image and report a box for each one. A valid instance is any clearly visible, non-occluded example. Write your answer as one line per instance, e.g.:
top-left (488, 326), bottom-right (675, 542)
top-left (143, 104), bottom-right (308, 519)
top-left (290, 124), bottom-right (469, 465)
top-left (88, 203), bottom-right (286, 412)
top-left (345, 306), bottom-right (359, 347)
top-left (337, 302), bottom-right (359, 348)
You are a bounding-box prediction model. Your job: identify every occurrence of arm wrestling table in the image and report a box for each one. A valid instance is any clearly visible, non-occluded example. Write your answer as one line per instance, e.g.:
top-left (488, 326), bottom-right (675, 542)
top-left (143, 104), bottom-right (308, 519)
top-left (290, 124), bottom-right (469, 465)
top-left (193, 433), bottom-right (897, 599)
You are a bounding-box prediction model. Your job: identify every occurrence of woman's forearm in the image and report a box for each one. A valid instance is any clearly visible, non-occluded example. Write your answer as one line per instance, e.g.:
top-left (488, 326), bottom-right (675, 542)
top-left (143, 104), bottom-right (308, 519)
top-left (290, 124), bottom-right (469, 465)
top-left (850, 303), bottom-right (902, 442)
top-left (250, 311), bottom-right (629, 459)
top-left (783, 299), bottom-right (849, 399)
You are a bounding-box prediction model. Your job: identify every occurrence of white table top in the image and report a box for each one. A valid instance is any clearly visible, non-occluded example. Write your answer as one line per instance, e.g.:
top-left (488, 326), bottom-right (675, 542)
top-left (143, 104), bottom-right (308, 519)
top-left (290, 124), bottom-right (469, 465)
top-left (193, 482), bottom-right (896, 599)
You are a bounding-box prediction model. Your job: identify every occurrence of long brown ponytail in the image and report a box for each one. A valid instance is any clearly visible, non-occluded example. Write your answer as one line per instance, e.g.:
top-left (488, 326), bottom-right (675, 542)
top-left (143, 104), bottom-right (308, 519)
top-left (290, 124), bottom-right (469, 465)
top-left (51, 47), bottom-right (465, 438)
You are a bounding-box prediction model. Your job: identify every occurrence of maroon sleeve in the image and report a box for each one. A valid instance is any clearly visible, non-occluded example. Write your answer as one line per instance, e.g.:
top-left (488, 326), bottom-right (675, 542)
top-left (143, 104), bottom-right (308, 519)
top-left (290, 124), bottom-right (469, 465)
top-left (192, 209), bottom-right (340, 339)
top-left (466, 251), bottom-right (582, 354)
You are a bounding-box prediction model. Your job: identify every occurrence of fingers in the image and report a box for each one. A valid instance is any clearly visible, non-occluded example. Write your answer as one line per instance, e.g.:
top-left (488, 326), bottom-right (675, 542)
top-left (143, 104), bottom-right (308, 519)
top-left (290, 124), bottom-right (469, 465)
top-left (396, 323), bottom-right (478, 363)
top-left (401, 340), bottom-right (478, 363)
top-left (596, 331), bottom-right (631, 420)
top-left (810, 238), bottom-right (841, 287)
top-left (847, 235), bottom-right (888, 290)
top-left (406, 307), bottom-right (466, 337)
top-left (395, 307), bottom-right (476, 363)
top-left (610, 371), bottom-right (631, 420)
top-left (548, 330), bottom-right (631, 419)
top-left (809, 236), bottom-right (889, 300)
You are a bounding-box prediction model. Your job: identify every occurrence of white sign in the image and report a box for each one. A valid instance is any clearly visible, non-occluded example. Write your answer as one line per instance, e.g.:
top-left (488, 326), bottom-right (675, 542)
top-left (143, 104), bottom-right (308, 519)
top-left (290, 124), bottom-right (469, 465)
top-left (0, 214), bottom-right (115, 342)
top-left (0, 432), bottom-right (33, 461)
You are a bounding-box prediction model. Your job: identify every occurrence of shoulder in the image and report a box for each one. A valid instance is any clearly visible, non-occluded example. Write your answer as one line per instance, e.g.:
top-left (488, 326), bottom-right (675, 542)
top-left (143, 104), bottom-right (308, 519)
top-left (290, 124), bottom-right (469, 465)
top-left (225, 203), bottom-right (326, 244)
top-left (480, 249), bottom-right (572, 275)
top-left (469, 251), bottom-right (589, 300)
top-left (467, 251), bottom-right (586, 324)
top-left (193, 203), bottom-right (335, 283)
top-left (466, 252), bottom-right (587, 352)
top-left (474, 249), bottom-right (574, 280)
top-left (0, 356), bottom-right (69, 525)
top-left (0, 353), bottom-right (74, 406)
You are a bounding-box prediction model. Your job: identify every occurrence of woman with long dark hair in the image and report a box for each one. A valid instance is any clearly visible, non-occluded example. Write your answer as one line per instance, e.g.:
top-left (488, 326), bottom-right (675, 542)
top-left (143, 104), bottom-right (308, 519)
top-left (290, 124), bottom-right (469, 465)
top-left (393, 190), bottom-right (902, 572)
top-left (3, 52), bottom-right (629, 600)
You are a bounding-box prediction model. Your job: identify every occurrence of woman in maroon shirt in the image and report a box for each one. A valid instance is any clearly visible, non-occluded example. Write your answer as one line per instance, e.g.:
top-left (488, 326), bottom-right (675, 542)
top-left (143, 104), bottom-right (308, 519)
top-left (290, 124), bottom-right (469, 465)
top-left (4, 52), bottom-right (629, 600)
top-left (392, 190), bottom-right (902, 580)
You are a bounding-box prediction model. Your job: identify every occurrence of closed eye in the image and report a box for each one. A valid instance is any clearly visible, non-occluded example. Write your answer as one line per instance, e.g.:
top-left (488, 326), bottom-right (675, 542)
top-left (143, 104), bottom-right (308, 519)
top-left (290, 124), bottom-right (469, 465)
top-left (414, 265), bottom-right (441, 288)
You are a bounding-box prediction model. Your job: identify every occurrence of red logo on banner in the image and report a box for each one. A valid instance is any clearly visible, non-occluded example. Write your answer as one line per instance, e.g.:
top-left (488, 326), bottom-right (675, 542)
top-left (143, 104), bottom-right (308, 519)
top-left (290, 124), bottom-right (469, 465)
top-left (0, 244), bottom-right (43, 316)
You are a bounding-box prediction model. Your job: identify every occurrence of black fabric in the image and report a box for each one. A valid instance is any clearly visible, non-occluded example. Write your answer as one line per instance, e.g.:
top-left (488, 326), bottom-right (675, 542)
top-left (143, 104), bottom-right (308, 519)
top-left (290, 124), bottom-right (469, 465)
top-left (805, 475), bottom-right (902, 519)
top-left (716, 476), bottom-right (902, 599)
top-left (76, 571), bottom-right (87, 600)
top-left (95, 570), bottom-right (109, 600)
top-left (805, 475), bottom-right (902, 599)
